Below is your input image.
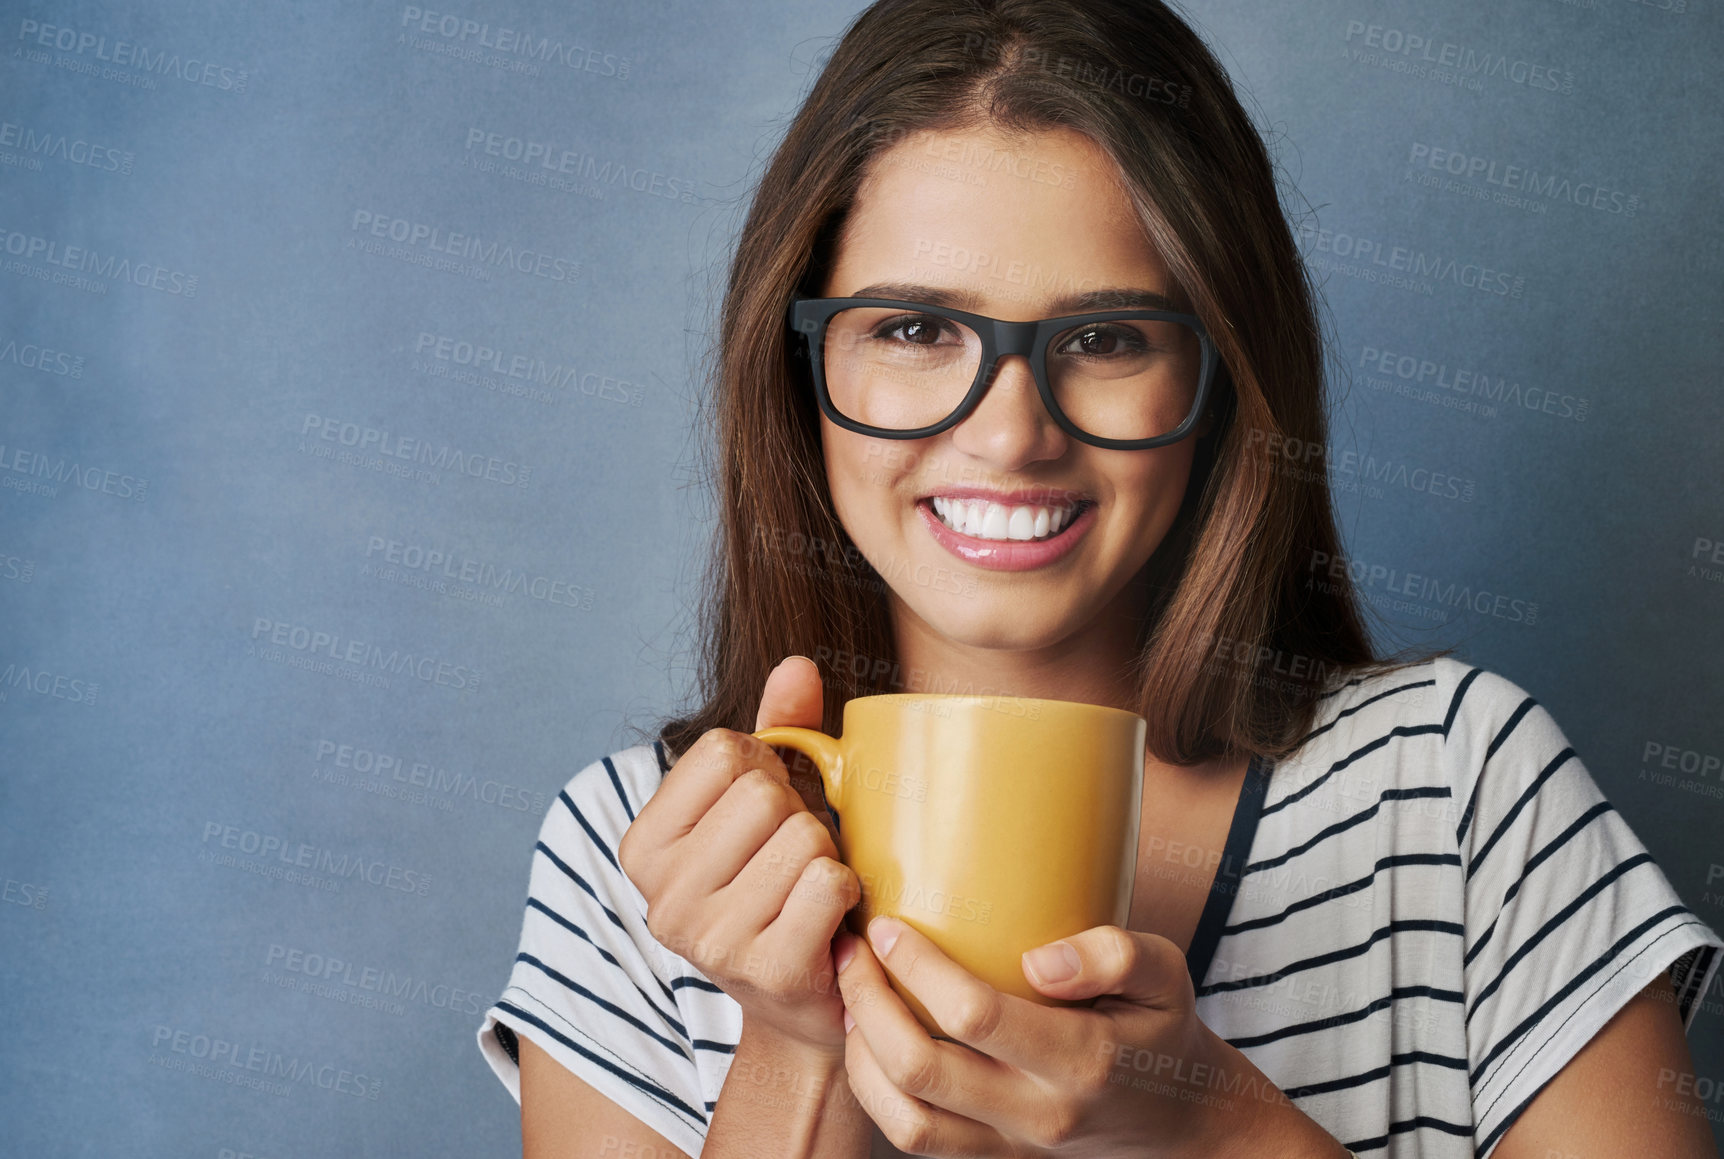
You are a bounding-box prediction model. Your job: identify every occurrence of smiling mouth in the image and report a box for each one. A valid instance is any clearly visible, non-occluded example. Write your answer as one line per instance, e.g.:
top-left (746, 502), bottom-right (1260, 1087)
top-left (922, 496), bottom-right (1094, 542)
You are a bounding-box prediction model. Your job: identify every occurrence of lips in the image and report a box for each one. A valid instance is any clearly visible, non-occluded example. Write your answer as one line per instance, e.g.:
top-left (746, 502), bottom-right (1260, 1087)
top-left (916, 496), bottom-right (1096, 571)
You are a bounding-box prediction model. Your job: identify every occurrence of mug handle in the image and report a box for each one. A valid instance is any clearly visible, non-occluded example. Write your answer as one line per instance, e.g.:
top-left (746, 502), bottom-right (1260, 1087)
top-left (751, 726), bottom-right (844, 813)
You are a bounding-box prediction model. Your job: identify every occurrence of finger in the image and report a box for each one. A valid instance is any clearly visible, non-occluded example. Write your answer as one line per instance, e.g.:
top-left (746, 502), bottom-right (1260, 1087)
top-left (1021, 925), bottom-right (1192, 1010)
top-left (865, 916), bottom-right (1096, 1074)
top-left (766, 854), bottom-right (859, 945)
top-left (630, 726), bottom-right (786, 854)
top-left (720, 809), bottom-right (843, 928)
top-left (679, 765), bottom-right (807, 887)
top-left (837, 923), bottom-right (1034, 1123)
top-left (843, 1010), bottom-right (1014, 1159)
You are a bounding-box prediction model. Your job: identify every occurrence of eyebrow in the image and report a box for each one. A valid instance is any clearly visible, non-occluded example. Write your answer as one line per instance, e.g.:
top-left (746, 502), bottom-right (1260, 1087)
top-left (846, 281), bottom-right (1185, 315)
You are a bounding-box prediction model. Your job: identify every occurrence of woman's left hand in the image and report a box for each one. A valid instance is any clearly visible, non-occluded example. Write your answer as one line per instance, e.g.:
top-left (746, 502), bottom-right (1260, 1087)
top-left (833, 916), bottom-right (1341, 1158)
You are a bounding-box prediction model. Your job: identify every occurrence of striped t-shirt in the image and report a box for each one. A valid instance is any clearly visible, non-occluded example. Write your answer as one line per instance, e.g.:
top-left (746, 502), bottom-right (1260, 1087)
top-left (475, 655), bottom-right (1722, 1157)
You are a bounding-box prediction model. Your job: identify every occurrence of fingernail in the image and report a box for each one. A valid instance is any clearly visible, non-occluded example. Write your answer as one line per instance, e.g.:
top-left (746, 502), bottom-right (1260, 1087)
top-left (833, 933), bottom-right (856, 974)
top-left (1023, 941), bottom-right (1080, 985)
top-left (868, 916), bottom-right (902, 959)
top-left (843, 1009), bottom-right (856, 1034)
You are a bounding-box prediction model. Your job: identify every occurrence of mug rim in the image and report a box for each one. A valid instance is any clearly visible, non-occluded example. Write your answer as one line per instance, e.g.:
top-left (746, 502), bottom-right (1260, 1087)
top-left (843, 692), bottom-right (1147, 724)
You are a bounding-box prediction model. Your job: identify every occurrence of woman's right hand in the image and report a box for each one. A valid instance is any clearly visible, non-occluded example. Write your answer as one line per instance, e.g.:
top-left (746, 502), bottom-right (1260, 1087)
top-left (617, 655), bottom-right (861, 1058)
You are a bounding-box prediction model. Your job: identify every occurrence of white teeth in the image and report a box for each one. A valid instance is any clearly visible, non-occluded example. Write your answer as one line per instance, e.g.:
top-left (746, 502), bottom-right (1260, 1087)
top-left (929, 496), bottom-right (1082, 542)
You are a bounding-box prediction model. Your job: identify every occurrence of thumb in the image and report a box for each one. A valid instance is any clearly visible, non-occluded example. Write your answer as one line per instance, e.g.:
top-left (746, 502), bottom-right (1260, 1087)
top-left (754, 655), bottom-right (825, 732)
top-left (753, 657), bottom-right (829, 817)
top-left (1020, 926), bottom-right (1192, 1010)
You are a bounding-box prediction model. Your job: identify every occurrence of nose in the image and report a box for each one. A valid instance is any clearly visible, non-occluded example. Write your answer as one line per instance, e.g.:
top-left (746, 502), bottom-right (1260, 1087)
top-left (946, 351), bottom-right (1068, 465)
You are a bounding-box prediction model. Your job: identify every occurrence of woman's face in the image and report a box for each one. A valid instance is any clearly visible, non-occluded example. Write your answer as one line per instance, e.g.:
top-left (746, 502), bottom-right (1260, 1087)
top-left (818, 123), bottom-right (1208, 659)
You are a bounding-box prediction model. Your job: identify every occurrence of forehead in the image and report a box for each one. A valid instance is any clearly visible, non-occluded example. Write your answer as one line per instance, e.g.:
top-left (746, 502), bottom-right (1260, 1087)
top-left (826, 124), bottom-right (1170, 316)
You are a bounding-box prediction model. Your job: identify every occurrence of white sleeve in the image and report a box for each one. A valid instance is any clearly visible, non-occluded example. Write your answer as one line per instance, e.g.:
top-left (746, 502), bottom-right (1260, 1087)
top-left (475, 752), bottom-right (711, 1157)
top-left (1449, 666), bottom-right (1723, 1158)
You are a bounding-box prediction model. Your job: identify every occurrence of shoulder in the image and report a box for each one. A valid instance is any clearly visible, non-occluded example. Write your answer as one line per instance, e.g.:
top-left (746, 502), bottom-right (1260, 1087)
top-left (1268, 655), bottom-right (1565, 825)
top-left (1298, 654), bottom-right (1550, 760)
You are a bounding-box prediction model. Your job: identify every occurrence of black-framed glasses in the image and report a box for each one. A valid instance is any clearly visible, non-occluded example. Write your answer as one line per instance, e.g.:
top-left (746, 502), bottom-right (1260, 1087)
top-left (788, 296), bottom-right (1219, 450)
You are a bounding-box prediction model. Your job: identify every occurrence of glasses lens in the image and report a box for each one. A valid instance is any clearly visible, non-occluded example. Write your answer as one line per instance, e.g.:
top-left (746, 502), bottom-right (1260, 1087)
top-left (1045, 316), bottom-right (1204, 442)
top-left (821, 307), bottom-right (983, 431)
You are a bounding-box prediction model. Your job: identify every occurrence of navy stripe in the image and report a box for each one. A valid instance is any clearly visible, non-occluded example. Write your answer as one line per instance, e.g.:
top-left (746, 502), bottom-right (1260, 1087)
top-left (1464, 747), bottom-right (1577, 880)
top-left (1200, 920), bottom-right (1462, 995)
top-left (518, 951), bottom-right (691, 1060)
top-left (1223, 853), bottom-right (1461, 935)
top-left (653, 739), bottom-right (673, 775)
top-left (1469, 905), bottom-right (1692, 1086)
top-left (1186, 753), bottom-right (1272, 986)
top-left (604, 755), bottom-right (636, 823)
top-left (1261, 723), bottom-right (1445, 819)
top-left (1466, 854), bottom-right (1655, 1022)
top-left (1344, 1114), bottom-right (1475, 1153)
top-left (1292, 678), bottom-right (1435, 749)
top-left (1225, 985), bottom-right (1463, 1049)
top-left (1284, 1050), bottom-right (1467, 1099)
top-left (1316, 675), bottom-right (1366, 701)
top-left (1463, 801), bottom-right (1614, 967)
top-left (561, 789), bottom-right (621, 874)
top-left (1674, 944), bottom-right (1717, 1024)
top-left (495, 999), bottom-right (707, 1127)
top-left (672, 975), bottom-right (726, 994)
top-left (692, 1039), bottom-right (737, 1054)
top-left (1485, 697), bottom-right (1537, 762)
top-left (1441, 667), bottom-right (1482, 739)
top-left (1244, 786), bottom-right (1451, 875)
top-left (525, 897), bottom-right (683, 1027)
top-left (1454, 697), bottom-right (1542, 852)
top-left (535, 840), bottom-right (627, 931)
top-left (1474, 919), bottom-right (1703, 1153)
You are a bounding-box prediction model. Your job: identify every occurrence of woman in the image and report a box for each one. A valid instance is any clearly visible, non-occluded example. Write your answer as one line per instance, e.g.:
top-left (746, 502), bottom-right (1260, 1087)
top-left (475, 1), bottom-right (1722, 1155)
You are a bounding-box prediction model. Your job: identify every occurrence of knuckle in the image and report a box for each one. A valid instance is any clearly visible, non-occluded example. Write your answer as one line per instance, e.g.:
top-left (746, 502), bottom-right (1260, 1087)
top-left (1028, 1103), bottom-right (1080, 1150)
top-left (1102, 925), bottom-right (1140, 975)
top-left (734, 767), bottom-right (788, 810)
top-left (891, 1110), bottom-right (938, 1155)
top-left (1075, 1050), bottom-right (1114, 1095)
top-left (944, 986), bottom-right (1003, 1043)
top-left (886, 1042), bottom-right (942, 1099)
top-left (784, 807), bottom-right (832, 851)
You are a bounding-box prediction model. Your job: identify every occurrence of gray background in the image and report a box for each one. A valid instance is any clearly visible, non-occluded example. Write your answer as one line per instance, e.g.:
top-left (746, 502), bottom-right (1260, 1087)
top-left (2, 1), bottom-right (1721, 1154)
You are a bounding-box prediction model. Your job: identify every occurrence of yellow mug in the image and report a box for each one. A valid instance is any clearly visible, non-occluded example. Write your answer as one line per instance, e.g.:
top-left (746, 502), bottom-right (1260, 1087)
top-left (754, 693), bottom-right (1145, 1037)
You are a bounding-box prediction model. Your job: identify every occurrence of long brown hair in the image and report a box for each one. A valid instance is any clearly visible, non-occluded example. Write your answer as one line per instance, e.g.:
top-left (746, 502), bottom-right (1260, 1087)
top-left (637, 0), bottom-right (1448, 767)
